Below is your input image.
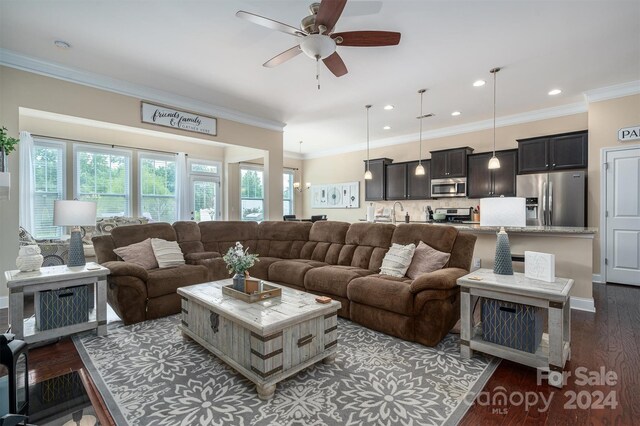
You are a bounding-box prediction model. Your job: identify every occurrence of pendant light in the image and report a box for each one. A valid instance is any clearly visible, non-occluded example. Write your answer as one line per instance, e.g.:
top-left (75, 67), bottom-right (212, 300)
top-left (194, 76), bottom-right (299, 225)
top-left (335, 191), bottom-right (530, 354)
top-left (415, 89), bottom-right (427, 176)
top-left (364, 105), bottom-right (373, 180)
top-left (293, 141), bottom-right (311, 192)
top-left (488, 67), bottom-right (501, 169)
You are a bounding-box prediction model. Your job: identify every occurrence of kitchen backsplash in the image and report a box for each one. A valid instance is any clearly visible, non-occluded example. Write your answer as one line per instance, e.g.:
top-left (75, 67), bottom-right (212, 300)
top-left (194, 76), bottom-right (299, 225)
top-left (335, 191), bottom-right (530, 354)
top-left (366, 198), bottom-right (482, 222)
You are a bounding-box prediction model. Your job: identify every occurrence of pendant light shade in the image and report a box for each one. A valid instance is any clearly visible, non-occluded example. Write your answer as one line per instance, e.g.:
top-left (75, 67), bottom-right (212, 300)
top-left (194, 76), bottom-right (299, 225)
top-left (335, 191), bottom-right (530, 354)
top-left (364, 104), bottom-right (373, 180)
top-left (416, 89), bottom-right (427, 176)
top-left (489, 67), bottom-right (501, 170)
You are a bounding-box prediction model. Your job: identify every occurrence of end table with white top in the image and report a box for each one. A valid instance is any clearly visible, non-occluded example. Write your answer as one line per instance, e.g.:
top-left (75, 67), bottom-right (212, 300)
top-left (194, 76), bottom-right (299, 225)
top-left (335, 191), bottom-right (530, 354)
top-left (457, 268), bottom-right (573, 388)
top-left (5, 263), bottom-right (110, 345)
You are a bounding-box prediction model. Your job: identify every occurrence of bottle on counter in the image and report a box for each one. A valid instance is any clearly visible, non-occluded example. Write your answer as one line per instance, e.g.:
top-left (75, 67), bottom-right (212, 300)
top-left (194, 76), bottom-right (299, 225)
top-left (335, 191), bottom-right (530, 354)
top-left (405, 212), bottom-right (410, 223)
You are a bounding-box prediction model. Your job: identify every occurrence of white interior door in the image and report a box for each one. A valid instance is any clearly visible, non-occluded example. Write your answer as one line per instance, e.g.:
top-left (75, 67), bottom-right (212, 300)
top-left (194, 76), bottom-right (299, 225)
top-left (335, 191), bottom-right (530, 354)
top-left (190, 177), bottom-right (220, 221)
top-left (606, 146), bottom-right (640, 285)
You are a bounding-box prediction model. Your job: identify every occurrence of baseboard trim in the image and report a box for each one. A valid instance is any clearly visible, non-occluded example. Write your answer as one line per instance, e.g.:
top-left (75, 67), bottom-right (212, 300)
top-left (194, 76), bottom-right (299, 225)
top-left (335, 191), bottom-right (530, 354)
top-left (571, 296), bottom-right (596, 313)
top-left (0, 296), bottom-right (7, 310)
top-left (592, 274), bottom-right (604, 284)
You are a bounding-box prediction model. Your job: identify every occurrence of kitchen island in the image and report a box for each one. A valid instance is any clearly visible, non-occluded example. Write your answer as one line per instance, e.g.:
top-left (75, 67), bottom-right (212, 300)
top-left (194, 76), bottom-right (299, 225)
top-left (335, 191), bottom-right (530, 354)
top-left (360, 220), bottom-right (597, 312)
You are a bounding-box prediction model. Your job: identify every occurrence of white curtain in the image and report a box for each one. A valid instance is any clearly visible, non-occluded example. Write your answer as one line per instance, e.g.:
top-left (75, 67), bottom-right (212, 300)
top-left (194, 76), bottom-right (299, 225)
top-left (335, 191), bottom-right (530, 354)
top-left (175, 152), bottom-right (189, 221)
top-left (18, 131), bottom-right (35, 233)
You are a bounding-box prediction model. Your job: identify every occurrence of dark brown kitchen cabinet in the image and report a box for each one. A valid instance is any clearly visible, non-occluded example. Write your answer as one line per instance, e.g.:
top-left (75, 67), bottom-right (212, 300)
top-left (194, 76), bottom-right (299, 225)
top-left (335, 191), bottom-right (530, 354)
top-left (517, 131), bottom-right (587, 173)
top-left (407, 160), bottom-right (431, 199)
top-left (467, 150), bottom-right (517, 198)
top-left (364, 158), bottom-right (393, 201)
top-left (385, 162), bottom-right (408, 200)
top-left (430, 147), bottom-right (474, 179)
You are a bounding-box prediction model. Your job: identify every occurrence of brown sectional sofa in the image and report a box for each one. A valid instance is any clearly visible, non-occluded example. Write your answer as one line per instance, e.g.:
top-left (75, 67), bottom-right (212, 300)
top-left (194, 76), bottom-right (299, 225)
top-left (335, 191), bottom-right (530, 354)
top-left (93, 220), bottom-right (476, 346)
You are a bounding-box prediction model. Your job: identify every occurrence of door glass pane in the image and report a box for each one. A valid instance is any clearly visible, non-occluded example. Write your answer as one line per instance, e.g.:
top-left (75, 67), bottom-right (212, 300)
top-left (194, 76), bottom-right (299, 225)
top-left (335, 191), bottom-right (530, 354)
top-left (193, 180), bottom-right (217, 221)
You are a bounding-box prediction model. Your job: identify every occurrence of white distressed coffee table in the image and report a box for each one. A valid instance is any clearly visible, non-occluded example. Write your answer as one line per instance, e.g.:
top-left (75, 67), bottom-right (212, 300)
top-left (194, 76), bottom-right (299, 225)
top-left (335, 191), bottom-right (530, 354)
top-left (177, 279), bottom-right (341, 400)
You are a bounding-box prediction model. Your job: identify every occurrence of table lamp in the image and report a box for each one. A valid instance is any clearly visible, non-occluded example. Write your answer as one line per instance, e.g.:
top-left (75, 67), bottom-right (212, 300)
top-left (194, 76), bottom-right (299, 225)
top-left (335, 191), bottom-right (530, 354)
top-left (480, 196), bottom-right (526, 275)
top-left (53, 200), bottom-right (97, 267)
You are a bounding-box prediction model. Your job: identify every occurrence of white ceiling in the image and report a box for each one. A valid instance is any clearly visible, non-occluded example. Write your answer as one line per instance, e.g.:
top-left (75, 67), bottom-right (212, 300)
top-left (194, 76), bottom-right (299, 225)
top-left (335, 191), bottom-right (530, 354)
top-left (1, 1), bottom-right (639, 156)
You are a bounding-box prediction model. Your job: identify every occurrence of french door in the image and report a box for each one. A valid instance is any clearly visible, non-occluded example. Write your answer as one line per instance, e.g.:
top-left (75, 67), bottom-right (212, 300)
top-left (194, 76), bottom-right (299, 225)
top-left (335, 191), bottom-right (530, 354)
top-left (190, 176), bottom-right (220, 221)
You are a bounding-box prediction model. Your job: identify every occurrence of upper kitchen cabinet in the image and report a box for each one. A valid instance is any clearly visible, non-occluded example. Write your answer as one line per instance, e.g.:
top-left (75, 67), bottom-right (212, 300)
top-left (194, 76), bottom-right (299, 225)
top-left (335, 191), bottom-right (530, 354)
top-left (407, 160), bottom-right (431, 200)
top-left (364, 158), bottom-right (393, 201)
top-left (430, 147), bottom-right (474, 179)
top-left (385, 162), bottom-right (408, 200)
top-left (517, 131), bottom-right (587, 174)
top-left (467, 150), bottom-right (517, 198)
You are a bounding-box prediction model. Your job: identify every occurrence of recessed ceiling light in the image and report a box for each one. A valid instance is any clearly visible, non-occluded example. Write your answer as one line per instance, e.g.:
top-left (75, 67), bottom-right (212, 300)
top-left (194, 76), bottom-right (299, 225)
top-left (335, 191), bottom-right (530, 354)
top-left (451, 111), bottom-right (461, 116)
top-left (383, 105), bottom-right (394, 110)
top-left (54, 40), bottom-right (71, 49)
top-left (473, 80), bottom-right (486, 87)
top-left (383, 125), bottom-right (391, 130)
top-left (548, 89), bottom-right (562, 96)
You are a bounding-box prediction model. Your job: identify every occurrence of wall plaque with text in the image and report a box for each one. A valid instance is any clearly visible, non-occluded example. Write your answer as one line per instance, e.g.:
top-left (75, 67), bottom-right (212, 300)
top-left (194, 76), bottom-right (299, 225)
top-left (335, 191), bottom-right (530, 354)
top-left (141, 102), bottom-right (217, 136)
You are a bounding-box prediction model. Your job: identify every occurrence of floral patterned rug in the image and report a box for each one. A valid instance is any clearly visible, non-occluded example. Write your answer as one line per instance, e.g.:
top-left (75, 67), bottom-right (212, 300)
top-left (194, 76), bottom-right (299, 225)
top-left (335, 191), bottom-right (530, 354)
top-left (74, 315), bottom-right (498, 426)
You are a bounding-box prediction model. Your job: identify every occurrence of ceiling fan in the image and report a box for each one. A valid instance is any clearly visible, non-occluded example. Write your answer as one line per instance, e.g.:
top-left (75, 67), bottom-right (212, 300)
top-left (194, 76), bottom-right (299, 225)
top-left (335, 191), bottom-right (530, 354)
top-left (236, 0), bottom-right (401, 83)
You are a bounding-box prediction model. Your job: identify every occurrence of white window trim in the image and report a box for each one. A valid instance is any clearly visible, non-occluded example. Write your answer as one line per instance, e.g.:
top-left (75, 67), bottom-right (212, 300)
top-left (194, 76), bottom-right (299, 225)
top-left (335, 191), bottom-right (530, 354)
top-left (283, 169), bottom-right (295, 216)
top-left (139, 152), bottom-right (177, 222)
top-left (188, 158), bottom-right (222, 177)
top-left (73, 143), bottom-right (133, 216)
top-left (239, 164), bottom-right (265, 221)
top-left (32, 138), bottom-right (67, 239)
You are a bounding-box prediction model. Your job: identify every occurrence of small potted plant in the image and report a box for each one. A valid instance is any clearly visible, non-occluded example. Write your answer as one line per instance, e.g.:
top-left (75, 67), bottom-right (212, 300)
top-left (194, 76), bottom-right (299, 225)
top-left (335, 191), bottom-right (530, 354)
top-left (223, 242), bottom-right (259, 291)
top-left (0, 126), bottom-right (19, 173)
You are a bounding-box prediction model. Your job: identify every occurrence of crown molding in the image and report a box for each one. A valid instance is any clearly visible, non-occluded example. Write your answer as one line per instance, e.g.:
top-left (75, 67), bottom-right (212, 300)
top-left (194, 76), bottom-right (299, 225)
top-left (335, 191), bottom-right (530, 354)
top-left (0, 48), bottom-right (286, 132)
top-left (584, 80), bottom-right (640, 103)
top-left (303, 101), bottom-right (588, 159)
top-left (284, 151), bottom-right (304, 160)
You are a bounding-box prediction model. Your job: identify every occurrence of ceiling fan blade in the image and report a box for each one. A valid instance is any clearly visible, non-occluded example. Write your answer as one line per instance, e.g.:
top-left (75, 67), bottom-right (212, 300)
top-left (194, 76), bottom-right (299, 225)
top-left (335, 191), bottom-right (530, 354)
top-left (236, 11), bottom-right (307, 37)
top-left (316, 0), bottom-right (348, 33)
top-left (332, 31), bottom-right (401, 46)
top-left (323, 52), bottom-right (348, 77)
top-left (263, 46), bottom-right (302, 68)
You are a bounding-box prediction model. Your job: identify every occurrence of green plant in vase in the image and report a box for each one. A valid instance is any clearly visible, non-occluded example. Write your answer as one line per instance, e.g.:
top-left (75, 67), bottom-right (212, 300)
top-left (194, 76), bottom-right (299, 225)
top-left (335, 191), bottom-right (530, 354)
top-left (223, 242), bottom-right (259, 291)
top-left (0, 127), bottom-right (19, 173)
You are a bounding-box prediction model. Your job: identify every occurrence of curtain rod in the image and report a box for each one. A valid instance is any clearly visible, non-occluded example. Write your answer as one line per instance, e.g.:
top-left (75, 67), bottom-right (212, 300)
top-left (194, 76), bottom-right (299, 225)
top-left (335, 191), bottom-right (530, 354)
top-left (31, 134), bottom-right (185, 156)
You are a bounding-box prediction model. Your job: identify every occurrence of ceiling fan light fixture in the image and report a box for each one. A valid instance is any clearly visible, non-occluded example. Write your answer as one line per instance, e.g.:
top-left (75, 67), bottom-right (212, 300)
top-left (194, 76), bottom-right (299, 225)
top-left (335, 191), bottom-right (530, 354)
top-left (300, 34), bottom-right (336, 59)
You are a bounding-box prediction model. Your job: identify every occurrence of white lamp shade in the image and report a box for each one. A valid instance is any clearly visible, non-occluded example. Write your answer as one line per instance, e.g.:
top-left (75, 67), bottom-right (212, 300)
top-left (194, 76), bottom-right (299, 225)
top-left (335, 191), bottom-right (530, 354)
top-left (53, 200), bottom-right (97, 226)
top-left (480, 197), bottom-right (526, 227)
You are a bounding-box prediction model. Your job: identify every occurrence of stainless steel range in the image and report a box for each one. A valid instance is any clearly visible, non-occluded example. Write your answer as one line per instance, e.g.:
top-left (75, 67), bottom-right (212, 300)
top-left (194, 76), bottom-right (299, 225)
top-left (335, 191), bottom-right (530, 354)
top-left (433, 207), bottom-right (473, 223)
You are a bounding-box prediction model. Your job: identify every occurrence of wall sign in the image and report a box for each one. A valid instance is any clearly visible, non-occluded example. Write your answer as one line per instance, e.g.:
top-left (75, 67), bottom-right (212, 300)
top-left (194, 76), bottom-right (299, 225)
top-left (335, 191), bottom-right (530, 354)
top-left (141, 102), bottom-right (217, 136)
top-left (618, 125), bottom-right (640, 142)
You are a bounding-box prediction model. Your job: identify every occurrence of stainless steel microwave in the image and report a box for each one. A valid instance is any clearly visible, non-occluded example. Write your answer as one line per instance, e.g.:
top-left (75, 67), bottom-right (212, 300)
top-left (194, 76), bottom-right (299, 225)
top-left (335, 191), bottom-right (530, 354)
top-left (431, 178), bottom-right (467, 198)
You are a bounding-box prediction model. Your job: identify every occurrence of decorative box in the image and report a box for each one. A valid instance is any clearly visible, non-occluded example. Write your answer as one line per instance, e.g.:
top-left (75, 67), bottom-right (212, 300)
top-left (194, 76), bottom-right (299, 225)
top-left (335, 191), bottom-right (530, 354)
top-left (35, 285), bottom-right (89, 330)
top-left (481, 299), bottom-right (543, 353)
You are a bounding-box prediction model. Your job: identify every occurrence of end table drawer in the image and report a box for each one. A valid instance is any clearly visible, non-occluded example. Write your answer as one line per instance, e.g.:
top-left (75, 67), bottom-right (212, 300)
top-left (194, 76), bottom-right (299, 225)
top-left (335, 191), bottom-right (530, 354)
top-left (35, 285), bottom-right (89, 330)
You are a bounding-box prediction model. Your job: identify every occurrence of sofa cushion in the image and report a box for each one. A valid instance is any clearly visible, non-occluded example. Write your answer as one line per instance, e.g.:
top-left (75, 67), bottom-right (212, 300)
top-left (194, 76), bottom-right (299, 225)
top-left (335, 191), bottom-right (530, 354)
top-left (344, 223), bottom-right (395, 270)
top-left (248, 257), bottom-right (281, 281)
top-left (151, 239), bottom-right (185, 268)
top-left (256, 221), bottom-right (311, 259)
top-left (406, 241), bottom-right (451, 279)
top-left (305, 265), bottom-right (375, 298)
top-left (111, 223), bottom-right (176, 248)
top-left (199, 221), bottom-right (258, 255)
top-left (391, 224), bottom-right (458, 256)
top-left (146, 265), bottom-right (208, 298)
top-left (268, 260), bottom-right (314, 287)
top-left (380, 243), bottom-right (416, 277)
top-left (299, 221), bottom-right (350, 264)
top-left (174, 221), bottom-right (205, 255)
top-left (348, 274), bottom-right (414, 315)
top-left (113, 238), bottom-right (158, 270)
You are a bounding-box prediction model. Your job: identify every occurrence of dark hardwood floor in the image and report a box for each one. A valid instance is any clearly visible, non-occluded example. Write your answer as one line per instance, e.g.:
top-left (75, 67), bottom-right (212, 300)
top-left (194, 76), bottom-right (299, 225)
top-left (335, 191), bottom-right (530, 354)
top-left (2, 282), bottom-right (638, 425)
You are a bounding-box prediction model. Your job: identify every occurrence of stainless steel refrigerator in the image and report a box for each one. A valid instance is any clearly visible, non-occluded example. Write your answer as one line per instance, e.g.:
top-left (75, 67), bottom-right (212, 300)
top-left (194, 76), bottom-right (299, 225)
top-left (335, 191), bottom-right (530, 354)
top-left (516, 170), bottom-right (587, 227)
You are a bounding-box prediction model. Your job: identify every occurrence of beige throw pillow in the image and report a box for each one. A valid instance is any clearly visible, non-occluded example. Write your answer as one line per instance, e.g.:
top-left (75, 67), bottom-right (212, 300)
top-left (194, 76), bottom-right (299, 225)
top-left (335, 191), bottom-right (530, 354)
top-left (151, 238), bottom-right (185, 268)
top-left (113, 238), bottom-right (159, 270)
top-left (406, 241), bottom-right (451, 279)
top-left (380, 243), bottom-right (416, 277)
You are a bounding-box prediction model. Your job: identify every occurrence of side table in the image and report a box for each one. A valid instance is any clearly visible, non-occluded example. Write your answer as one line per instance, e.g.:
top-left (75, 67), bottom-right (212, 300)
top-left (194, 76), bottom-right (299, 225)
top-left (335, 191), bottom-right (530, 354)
top-left (5, 263), bottom-right (110, 345)
top-left (457, 268), bottom-right (573, 388)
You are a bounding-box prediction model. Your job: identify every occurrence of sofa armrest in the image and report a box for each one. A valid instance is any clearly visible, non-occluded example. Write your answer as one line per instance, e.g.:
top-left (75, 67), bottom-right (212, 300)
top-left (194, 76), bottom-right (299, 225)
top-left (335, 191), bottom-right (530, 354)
top-left (102, 261), bottom-right (149, 282)
top-left (409, 268), bottom-right (469, 293)
top-left (184, 251), bottom-right (221, 262)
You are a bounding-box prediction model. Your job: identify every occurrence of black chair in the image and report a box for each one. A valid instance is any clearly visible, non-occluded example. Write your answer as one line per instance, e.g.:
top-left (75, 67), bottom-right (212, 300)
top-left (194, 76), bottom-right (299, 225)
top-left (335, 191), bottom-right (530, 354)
top-left (283, 215), bottom-right (297, 221)
top-left (310, 215), bottom-right (327, 223)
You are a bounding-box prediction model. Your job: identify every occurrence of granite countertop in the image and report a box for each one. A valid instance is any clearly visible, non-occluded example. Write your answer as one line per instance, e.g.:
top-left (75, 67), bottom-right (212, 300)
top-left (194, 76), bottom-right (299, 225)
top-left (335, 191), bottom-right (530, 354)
top-left (358, 219), bottom-right (597, 234)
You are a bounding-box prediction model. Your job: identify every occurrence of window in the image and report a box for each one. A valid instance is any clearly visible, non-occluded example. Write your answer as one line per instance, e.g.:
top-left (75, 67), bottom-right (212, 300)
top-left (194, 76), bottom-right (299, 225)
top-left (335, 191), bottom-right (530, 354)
top-left (283, 170), bottom-right (294, 216)
top-left (75, 146), bottom-right (131, 217)
top-left (189, 159), bottom-right (221, 222)
top-left (240, 166), bottom-right (264, 221)
top-left (190, 162), bottom-right (218, 174)
top-left (33, 141), bottom-right (65, 239)
top-left (140, 154), bottom-right (176, 222)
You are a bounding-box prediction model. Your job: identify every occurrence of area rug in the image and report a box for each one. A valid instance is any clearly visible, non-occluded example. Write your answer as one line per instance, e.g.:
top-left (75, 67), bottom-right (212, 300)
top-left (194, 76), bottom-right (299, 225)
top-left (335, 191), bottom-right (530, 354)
top-left (74, 316), bottom-right (499, 426)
